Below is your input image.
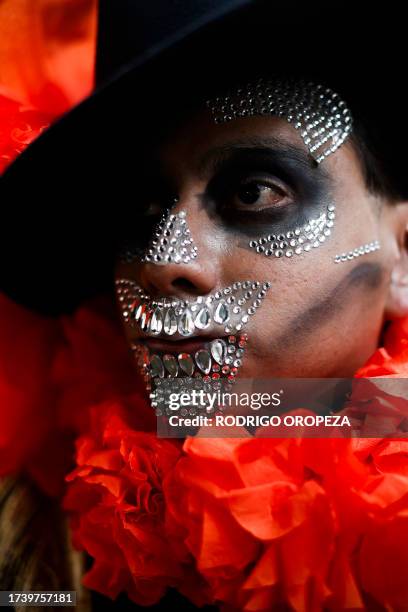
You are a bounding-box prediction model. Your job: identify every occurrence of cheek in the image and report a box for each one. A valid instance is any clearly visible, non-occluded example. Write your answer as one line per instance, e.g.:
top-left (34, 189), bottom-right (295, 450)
top-left (232, 251), bottom-right (388, 376)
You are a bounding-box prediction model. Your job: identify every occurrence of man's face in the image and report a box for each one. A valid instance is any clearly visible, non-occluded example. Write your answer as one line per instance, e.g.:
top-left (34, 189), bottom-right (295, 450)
top-left (115, 110), bottom-right (395, 378)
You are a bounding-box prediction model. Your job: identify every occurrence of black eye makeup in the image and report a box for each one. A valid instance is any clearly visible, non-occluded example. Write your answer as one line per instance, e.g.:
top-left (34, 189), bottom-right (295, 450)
top-left (116, 141), bottom-right (335, 263)
top-left (202, 146), bottom-right (333, 237)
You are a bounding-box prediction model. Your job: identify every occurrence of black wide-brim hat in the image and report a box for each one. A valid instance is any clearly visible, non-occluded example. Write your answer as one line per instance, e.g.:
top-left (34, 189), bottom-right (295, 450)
top-left (1, 0), bottom-right (406, 314)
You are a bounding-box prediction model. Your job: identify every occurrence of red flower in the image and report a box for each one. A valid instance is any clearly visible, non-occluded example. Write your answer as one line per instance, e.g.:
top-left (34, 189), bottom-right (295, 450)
top-left (164, 435), bottom-right (408, 611)
top-left (339, 378), bottom-right (408, 437)
top-left (63, 401), bottom-right (203, 607)
top-left (356, 318), bottom-right (408, 377)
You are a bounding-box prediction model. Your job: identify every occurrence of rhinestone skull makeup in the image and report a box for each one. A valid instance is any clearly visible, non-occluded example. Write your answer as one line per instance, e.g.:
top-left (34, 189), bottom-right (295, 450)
top-left (334, 240), bottom-right (381, 263)
top-left (115, 279), bottom-right (271, 412)
top-left (115, 77), bottom-right (379, 413)
top-left (142, 209), bottom-right (198, 265)
top-left (132, 334), bottom-right (249, 415)
top-left (115, 279), bottom-right (271, 336)
top-left (249, 204), bottom-right (336, 258)
top-left (206, 78), bottom-right (353, 164)
top-left (206, 78), bottom-right (356, 263)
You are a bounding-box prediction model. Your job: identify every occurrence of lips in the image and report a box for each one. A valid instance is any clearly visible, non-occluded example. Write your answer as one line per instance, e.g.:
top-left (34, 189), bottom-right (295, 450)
top-left (115, 278), bottom-right (271, 339)
top-left (137, 335), bottom-right (225, 354)
top-left (131, 334), bottom-right (247, 413)
top-left (131, 333), bottom-right (248, 396)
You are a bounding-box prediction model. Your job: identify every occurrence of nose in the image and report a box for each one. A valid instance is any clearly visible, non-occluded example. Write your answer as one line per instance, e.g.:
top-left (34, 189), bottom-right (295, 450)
top-left (139, 205), bottom-right (218, 298)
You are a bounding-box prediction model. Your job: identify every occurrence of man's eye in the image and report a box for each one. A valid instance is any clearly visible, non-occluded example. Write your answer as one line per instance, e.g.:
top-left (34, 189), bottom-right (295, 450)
top-left (233, 179), bottom-right (289, 210)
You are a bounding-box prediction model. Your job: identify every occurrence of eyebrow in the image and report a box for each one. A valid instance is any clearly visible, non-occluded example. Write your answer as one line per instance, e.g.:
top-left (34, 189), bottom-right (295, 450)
top-left (196, 136), bottom-right (325, 178)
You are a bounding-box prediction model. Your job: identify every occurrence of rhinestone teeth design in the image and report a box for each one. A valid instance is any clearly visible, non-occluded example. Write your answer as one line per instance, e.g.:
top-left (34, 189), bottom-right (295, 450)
top-left (132, 334), bottom-right (248, 412)
top-left (207, 79), bottom-right (352, 164)
top-left (141, 209), bottom-right (198, 265)
top-left (249, 204), bottom-right (336, 258)
top-left (115, 279), bottom-right (272, 336)
top-left (334, 240), bottom-right (380, 263)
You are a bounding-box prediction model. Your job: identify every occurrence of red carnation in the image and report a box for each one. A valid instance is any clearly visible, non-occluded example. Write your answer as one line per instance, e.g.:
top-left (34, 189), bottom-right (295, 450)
top-left (164, 434), bottom-right (408, 611)
top-left (164, 436), bottom-right (337, 611)
top-left (63, 401), bottom-right (206, 607)
top-left (356, 317), bottom-right (408, 377)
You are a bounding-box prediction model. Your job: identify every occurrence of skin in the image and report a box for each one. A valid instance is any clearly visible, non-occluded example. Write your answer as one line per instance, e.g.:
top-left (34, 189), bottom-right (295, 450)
top-left (115, 109), bottom-right (408, 379)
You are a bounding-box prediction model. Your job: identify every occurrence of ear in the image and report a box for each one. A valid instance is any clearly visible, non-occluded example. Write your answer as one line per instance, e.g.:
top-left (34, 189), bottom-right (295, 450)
top-left (385, 202), bottom-right (408, 318)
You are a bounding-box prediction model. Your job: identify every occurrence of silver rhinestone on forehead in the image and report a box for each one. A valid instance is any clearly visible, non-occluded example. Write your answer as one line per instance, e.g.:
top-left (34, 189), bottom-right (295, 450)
top-left (249, 204), bottom-right (336, 258)
top-left (206, 78), bottom-right (353, 164)
top-left (142, 209), bottom-right (198, 265)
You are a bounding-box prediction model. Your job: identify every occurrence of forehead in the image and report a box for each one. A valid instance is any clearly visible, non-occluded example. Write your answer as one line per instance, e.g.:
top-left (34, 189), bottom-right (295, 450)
top-left (156, 111), bottom-right (362, 190)
top-left (155, 78), bottom-right (352, 167)
top-left (159, 113), bottom-right (312, 171)
top-left (165, 112), bottom-right (306, 152)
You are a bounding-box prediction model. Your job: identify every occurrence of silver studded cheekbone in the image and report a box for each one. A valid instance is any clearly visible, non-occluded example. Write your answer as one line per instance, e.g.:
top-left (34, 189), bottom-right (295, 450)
top-left (334, 240), bottom-right (380, 263)
top-left (249, 204), bottom-right (336, 258)
top-left (115, 279), bottom-right (271, 336)
top-left (141, 209), bottom-right (198, 265)
top-left (207, 78), bottom-right (352, 164)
